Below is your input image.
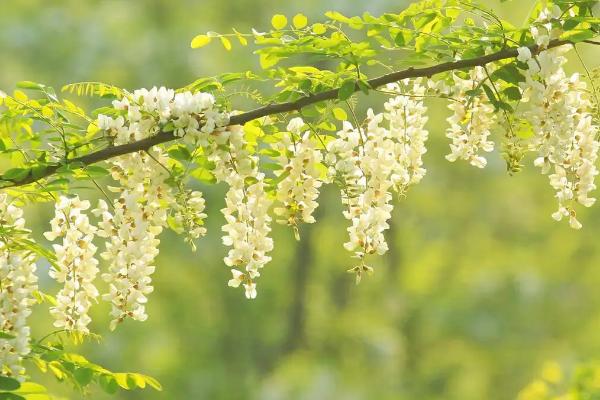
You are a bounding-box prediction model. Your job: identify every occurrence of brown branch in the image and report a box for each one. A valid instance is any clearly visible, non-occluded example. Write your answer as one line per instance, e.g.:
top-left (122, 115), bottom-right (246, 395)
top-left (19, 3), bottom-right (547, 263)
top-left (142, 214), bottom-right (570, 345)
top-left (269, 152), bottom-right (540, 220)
top-left (0, 38), bottom-right (588, 188)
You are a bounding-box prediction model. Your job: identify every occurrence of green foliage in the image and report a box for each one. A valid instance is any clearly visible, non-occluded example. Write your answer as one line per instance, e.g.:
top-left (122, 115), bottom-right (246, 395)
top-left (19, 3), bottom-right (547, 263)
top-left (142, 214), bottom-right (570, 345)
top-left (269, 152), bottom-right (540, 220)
top-left (27, 338), bottom-right (161, 396)
top-left (0, 381), bottom-right (51, 400)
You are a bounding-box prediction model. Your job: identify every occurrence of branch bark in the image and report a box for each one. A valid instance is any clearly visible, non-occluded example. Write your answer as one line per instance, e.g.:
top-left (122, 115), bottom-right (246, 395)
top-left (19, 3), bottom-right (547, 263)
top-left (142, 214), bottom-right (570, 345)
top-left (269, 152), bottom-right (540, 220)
top-left (0, 39), bottom-right (584, 188)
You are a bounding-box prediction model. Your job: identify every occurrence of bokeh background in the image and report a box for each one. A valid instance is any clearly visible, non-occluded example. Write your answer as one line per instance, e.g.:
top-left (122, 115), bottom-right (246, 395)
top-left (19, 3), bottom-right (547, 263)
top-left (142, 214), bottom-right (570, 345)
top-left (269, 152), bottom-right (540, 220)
top-left (1, 0), bottom-right (599, 399)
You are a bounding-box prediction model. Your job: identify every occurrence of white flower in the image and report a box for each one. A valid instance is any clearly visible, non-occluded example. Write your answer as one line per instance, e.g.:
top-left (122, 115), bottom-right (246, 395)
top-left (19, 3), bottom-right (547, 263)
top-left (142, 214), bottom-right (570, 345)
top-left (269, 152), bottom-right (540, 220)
top-left (326, 79), bottom-right (429, 278)
top-left (98, 87), bottom-right (228, 147)
top-left (517, 46), bottom-right (532, 62)
top-left (0, 194), bottom-right (38, 379)
top-left (227, 269), bottom-right (244, 288)
top-left (243, 282), bottom-right (257, 299)
top-left (96, 150), bottom-right (172, 330)
top-left (206, 125), bottom-right (273, 297)
top-left (93, 87), bottom-right (232, 317)
top-left (520, 10), bottom-right (600, 229)
top-left (286, 117), bottom-right (305, 134)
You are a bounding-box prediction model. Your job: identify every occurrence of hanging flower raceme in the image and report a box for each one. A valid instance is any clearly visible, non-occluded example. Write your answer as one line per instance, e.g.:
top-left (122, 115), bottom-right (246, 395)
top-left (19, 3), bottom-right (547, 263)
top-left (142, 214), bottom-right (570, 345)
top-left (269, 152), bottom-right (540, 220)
top-left (384, 79), bottom-right (429, 191)
top-left (93, 151), bottom-right (171, 330)
top-left (0, 194), bottom-right (38, 379)
top-left (95, 87), bottom-right (228, 325)
top-left (44, 195), bottom-right (98, 334)
top-left (446, 66), bottom-right (497, 168)
top-left (272, 117), bottom-right (324, 238)
top-left (205, 125), bottom-right (274, 299)
top-left (326, 79), bottom-right (429, 281)
top-left (519, 7), bottom-right (600, 229)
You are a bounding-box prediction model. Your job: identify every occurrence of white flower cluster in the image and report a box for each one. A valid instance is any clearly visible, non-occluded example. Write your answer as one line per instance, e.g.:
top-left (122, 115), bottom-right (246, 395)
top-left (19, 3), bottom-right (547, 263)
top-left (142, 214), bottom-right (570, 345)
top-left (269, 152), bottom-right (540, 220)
top-left (519, 8), bottom-right (600, 229)
top-left (44, 196), bottom-right (98, 333)
top-left (95, 87), bottom-right (229, 322)
top-left (0, 194), bottom-right (38, 379)
top-left (171, 190), bottom-right (208, 251)
top-left (326, 79), bottom-right (429, 280)
top-left (205, 125), bottom-right (273, 299)
top-left (272, 117), bottom-right (324, 236)
top-left (98, 86), bottom-right (229, 144)
top-left (446, 66), bottom-right (497, 168)
top-left (94, 150), bottom-right (172, 330)
top-left (383, 80), bottom-right (429, 189)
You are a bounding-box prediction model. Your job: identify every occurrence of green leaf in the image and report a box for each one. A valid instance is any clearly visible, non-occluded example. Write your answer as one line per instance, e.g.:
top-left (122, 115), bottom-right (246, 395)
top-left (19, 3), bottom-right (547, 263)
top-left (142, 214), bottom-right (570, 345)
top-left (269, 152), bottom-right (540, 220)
top-left (332, 107), bottom-right (347, 121)
top-left (168, 146), bottom-right (192, 161)
top-left (561, 29), bottom-right (595, 43)
top-left (259, 148), bottom-right (280, 157)
top-left (0, 376), bottom-right (21, 391)
top-left (99, 375), bottom-right (118, 395)
top-left (338, 80), bottom-right (356, 101)
top-left (220, 36), bottom-right (232, 51)
top-left (162, 122), bottom-right (175, 132)
top-left (3, 168), bottom-right (30, 182)
top-left (0, 332), bottom-right (16, 339)
top-left (503, 86), bottom-right (522, 101)
top-left (0, 393), bottom-right (25, 400)
top-left (293, 13), bottom-right (308, 29)
top-left (357, 80), bottom-right (371, 95)
top-left (190, 34), bottom-right (212, 49)
top-left (312, 23), bottom-right (327, 34)
top-left (31, 164), bottom-right (47, 180)
top-left (73, 368), bottom-right (94, 387)
top-left (271, 14), bottom-right (287, 30)
top-left (192, 169), bottom-right (216, 184)
top-left (492, 64), bottom-right (525, 85)
top-left (325, 11), bottom-right (351, 24)
top-left (262, 162), bottom-right (283, 171)
top-left (142, 375), bottom-right (162, 391)
top-left (16, 81), bottom-right (46, 91)
top-left (482, 84), bottom-right (498, 105)
top-left (394, 31), bottom-right (411, 47)
top-left (13, 382), bottom-right (49, 398)
top-left (85, 165), bottom-right (110, 178)
top-left (259, 53), bottom-right (280, 69)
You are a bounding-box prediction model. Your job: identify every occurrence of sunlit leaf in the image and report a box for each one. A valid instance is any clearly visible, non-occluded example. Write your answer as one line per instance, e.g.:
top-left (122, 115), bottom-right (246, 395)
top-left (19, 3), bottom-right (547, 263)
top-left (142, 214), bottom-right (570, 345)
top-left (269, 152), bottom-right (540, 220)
top-left (190, 34), bottom-right (212, 48)
top-left (271, 14), bottom-right (288, 30)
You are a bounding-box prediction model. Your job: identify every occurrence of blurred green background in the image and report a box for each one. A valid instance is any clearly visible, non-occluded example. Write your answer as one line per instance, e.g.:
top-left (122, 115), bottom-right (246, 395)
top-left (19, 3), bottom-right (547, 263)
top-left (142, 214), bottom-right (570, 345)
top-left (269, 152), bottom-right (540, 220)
top-left (1, 0), bottom-right (599, 399)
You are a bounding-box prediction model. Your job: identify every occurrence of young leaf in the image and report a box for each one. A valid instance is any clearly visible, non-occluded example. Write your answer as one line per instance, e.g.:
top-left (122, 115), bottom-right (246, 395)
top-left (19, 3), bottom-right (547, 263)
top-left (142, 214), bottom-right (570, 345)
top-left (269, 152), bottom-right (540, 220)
top-left (312, 23), bottom-right (327, 34)
top-left (332, 107), bottom-right (348, 121)
top-left (16, 81), bottom-right (46, 91)
top-left (190, 34), bottom-right (212, 49)
top-left (271, 14), bottom-right (288, 30)
top-left (338, 80), bottom-right (356, 101)
top-left (220, 36), bottom-right (232, 51)
top-left (293, 13), bottom-right (308, 29)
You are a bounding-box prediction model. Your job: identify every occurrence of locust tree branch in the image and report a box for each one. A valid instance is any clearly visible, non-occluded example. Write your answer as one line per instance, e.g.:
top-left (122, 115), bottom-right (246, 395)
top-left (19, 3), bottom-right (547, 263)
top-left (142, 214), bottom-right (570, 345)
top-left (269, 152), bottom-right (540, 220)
top-left (3, 38), bottom-right (595, 188)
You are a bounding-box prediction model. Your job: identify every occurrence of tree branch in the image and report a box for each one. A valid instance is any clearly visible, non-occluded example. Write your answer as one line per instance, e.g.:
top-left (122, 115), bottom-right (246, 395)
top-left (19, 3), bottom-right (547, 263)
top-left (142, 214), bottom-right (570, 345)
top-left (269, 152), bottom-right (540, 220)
top-left (1, 38), bottom-right (591, 188)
